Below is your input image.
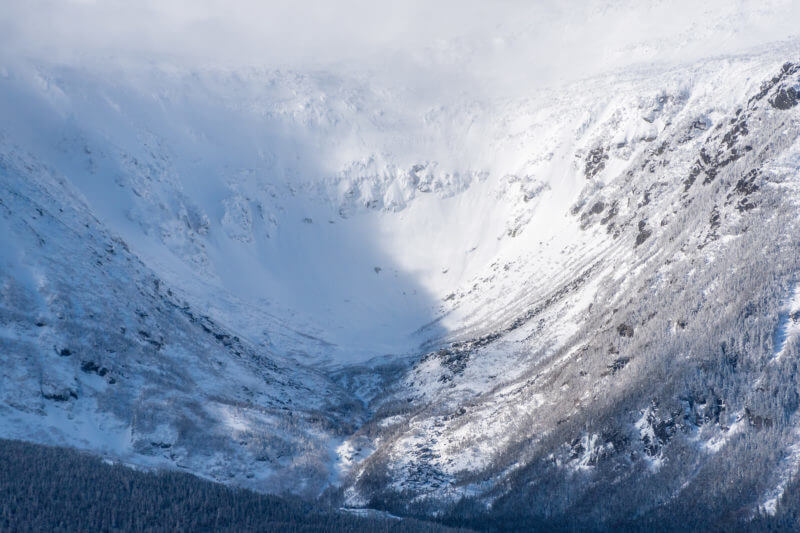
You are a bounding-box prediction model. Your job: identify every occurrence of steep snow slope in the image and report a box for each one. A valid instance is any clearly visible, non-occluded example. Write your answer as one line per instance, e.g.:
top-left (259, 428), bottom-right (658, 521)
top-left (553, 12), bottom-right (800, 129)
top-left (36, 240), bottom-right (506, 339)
top-left (336, 53), bottom-right (800, 523)
top-left (3, 40), bottom-right (800, 526)
top-left (0, 137), bottom-right (366, 496)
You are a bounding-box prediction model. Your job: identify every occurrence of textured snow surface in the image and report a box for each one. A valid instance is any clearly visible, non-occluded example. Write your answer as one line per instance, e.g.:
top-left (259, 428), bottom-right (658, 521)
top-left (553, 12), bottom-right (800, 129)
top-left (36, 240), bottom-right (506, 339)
top-left (3, 4), bottom-right (800, 521)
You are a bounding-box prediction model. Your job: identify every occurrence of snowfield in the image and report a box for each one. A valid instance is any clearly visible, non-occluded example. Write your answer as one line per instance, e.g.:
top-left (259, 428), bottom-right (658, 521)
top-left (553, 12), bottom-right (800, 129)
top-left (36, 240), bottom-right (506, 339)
top-left (3, 2), bottom-right (800, 527)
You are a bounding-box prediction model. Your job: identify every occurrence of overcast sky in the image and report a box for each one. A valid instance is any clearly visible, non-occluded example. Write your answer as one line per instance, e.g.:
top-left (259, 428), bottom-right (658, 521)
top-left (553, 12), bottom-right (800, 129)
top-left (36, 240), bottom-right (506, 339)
top-left (2, 1), bottom-right (800, 93)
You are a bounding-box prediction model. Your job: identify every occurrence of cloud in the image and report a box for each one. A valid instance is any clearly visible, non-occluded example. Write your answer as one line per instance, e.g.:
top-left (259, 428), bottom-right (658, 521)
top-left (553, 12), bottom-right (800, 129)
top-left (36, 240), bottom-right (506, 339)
top-left (2, 0), bottom-right (799, 94)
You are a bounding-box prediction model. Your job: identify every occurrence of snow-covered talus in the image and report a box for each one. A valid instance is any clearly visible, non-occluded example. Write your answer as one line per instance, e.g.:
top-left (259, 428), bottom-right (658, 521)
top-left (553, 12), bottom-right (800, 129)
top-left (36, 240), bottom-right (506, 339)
top-left (2, 45), bottom-right (800, 527)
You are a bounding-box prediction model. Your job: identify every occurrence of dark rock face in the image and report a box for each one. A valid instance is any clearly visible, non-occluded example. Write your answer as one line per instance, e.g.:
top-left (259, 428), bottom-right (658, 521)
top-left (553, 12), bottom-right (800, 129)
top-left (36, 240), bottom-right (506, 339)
top-left (80, 361), bottom-right (100, 373)
top-left (728, 168), bottom-right (760, 212)
top-left (423, 332), bottom-right (501, 381)
top-left (80, 361), bottom-right (109, 377)
top-left (585, 147), bottom-right (609, 179)
top-left (634, 221), bottom-right (652, 246)
top-left (708, 207), bottom-right (721, 231)
top-left (734, 169), bottom-right (760, 195)
top-left (589, 201), bottom-right (605, 215)
top-left (42, 390), bottom-right (78, 402)
top-left (685, 113), bottom-right (749, 191)
top-left (607, 357), bottom-right (630, 374)
top-left (634, 229), bottom-right (652, 246)
top-left (579, 201), bottom-right (607, 229)
top-left (749, 61), bottom-right (799, 104)
top-left (770, 87), bottom-right (798, 110)
top-left (600, 201), bottom-right (618, 226)
top-left (617, 323), bottom-right (634, 337)
top-left (749, 61), bottom-right (799, 110)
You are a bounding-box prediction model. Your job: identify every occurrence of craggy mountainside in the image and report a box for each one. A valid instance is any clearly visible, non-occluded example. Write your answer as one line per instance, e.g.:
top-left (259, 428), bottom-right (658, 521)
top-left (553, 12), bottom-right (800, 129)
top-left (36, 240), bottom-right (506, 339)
top-left (2, 49), bottom-right (800, 528)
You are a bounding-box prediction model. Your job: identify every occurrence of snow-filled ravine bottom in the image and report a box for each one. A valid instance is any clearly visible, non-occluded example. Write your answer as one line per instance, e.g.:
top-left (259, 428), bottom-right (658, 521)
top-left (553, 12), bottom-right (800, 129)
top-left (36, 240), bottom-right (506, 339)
top-left (0, 59), bottom-right (594, 366)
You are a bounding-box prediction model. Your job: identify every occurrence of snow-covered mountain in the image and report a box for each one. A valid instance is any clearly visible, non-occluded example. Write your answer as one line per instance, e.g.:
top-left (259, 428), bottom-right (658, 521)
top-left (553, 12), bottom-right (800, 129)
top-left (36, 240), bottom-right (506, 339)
top-left (3, 3), bottom-right (800, 527)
